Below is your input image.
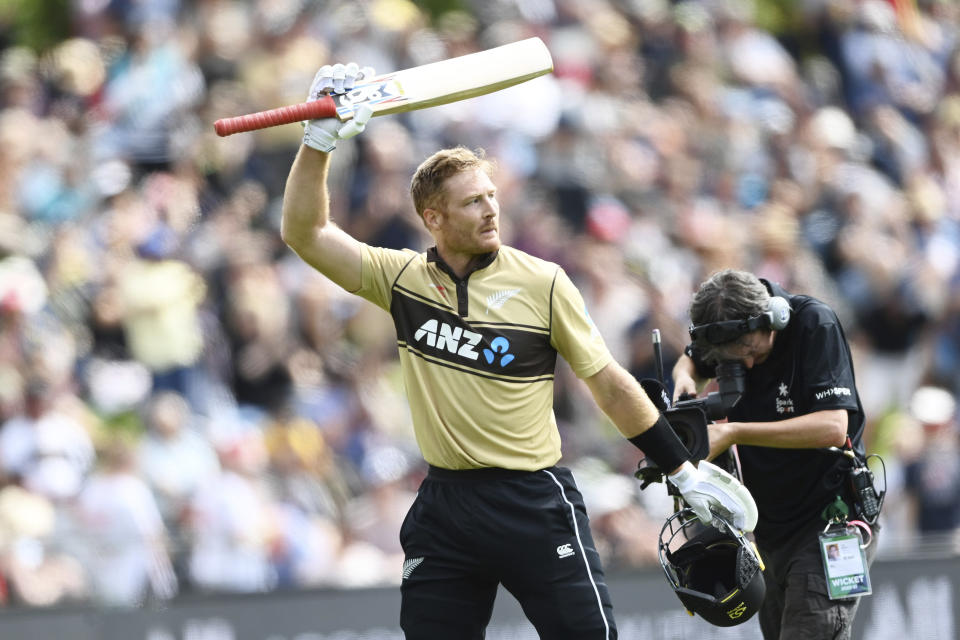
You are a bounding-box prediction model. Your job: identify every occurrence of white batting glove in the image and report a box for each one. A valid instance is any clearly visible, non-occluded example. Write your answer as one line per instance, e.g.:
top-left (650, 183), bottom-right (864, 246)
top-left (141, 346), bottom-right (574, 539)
top-left (303, 62), bottom-right (376, 152)
top-left (308, 62), bottom-right (375, 98)
top-left (669, 460), bottom-right (758, 532)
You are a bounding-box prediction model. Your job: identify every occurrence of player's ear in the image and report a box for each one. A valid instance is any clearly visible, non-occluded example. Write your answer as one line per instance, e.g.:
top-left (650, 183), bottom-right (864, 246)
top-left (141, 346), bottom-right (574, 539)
top-left (422, 208), bottom-right (442, 230)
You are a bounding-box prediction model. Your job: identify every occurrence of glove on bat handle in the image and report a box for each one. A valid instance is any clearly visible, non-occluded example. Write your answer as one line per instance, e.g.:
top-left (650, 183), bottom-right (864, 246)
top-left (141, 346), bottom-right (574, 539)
top-left (214, 96), bottom-right (339, 137)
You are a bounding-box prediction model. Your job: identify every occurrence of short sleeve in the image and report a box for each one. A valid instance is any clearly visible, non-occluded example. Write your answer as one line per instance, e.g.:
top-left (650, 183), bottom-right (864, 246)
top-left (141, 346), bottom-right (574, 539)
top-left (549, 268), bottom-right (613, 379)
top-left (798, 319), bottom-right (859, 412)
top-left (355, 245), bottom-right (420, 311)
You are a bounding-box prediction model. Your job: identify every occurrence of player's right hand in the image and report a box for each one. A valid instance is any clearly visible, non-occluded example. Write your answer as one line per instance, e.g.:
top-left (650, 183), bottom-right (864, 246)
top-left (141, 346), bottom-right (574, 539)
top-left (303, 62), bottom-right (376, 152)
top-left (668, 460), bottom-right (758, 532)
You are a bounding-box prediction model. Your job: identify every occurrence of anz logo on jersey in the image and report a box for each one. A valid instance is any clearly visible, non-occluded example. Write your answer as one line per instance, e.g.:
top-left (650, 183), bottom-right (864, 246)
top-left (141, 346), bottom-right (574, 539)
top-left (483, 336), bottom-right (515, 367)
top-left (413, 319), bottom-right (516, 368)
top-left (414, 319), bottom-right (484, 361)
top-left (394, 293), bottom-right (556, 379)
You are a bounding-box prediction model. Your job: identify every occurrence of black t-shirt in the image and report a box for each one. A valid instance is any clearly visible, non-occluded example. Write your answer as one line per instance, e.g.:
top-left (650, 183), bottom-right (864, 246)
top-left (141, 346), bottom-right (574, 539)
top-left (689, 282), bottom-right (866, 544)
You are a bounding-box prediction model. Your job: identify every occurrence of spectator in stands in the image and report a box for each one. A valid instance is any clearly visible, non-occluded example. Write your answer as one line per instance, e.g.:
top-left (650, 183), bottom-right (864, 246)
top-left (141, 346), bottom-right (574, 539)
top-left (185, 429), bottom-right (279, 593)
top-left (117, 223), bottom-right (208, 400)
top-left (137, 391), bottom-right (220, 531)
top-left (903, 386), bottom-right (960, 537)
top-left (262, 408), bottom-right (346, 588)
top-left (0, 483), bottom-right (87, 607)
top-left (75, 439), bottom-right (177, 606)
top-left (0, 378), bottom-right (94, 503)
top-left (571, 457), bottom-right (666, 568)
top-left (221, 233), bottom-right (295, 414)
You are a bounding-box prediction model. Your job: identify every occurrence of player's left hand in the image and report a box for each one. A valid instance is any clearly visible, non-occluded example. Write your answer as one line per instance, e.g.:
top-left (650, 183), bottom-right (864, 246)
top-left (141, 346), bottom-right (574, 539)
top-left (669, 460), bottom-right (758, 532)
top-left (303, 62), bottom-right (376, 152)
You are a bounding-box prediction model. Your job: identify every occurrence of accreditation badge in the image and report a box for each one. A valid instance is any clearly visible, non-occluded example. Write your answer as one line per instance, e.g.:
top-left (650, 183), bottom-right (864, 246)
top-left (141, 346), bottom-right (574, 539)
top-left (819, 526), bottom-right (872, 599)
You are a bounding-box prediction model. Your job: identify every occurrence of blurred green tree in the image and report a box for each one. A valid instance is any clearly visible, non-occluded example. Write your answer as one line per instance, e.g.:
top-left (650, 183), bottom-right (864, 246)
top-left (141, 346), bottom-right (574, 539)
top-left (0, 0), bottom-right (71, 52)
top-left (754, 0), bottom-right (803, 34)
top-left (415, 0), bottom-right (467, 23)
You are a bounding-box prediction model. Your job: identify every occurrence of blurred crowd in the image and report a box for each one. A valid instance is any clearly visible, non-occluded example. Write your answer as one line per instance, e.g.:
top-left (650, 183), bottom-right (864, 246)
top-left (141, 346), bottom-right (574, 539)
top-left (0, 0), bottom-right (959, 610)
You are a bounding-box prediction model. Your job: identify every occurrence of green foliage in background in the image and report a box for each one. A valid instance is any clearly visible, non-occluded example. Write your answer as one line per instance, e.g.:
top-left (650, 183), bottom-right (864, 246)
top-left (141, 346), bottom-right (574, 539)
top-left (0, 0), bottom-right (71, 52)
top-left (414, 0), bottom-right (467, 23)
top-left (754, 0), bottom-right (804, 34)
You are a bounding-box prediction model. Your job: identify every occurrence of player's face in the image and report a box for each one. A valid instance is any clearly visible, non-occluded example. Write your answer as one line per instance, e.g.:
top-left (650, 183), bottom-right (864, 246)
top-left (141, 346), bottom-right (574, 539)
top-left (715, 330), bottom-right (775, 369)
top-left (430, 168), bottom-right (501, 258)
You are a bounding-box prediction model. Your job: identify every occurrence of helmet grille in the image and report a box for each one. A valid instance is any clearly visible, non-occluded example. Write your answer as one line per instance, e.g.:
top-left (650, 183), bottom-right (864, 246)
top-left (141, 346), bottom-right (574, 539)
top-left (736, 544), bottom-right (761, 587)
top-left (659, 509), bottom-right (766, 627)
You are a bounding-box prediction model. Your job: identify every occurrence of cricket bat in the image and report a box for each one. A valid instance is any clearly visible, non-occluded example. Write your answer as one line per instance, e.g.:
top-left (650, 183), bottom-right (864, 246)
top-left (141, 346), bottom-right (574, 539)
top-left (213, 37), bottom-right (553, 137)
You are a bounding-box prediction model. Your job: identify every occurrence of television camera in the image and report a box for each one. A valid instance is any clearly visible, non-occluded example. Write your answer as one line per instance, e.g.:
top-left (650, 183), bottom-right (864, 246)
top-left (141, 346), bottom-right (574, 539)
top-left (635, 330), bottom-right (746, 489)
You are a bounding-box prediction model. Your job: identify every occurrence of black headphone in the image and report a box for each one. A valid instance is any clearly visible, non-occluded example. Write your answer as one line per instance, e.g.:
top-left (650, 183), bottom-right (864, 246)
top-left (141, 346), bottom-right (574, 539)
top-left (689, 296), bottom-right (791, 346)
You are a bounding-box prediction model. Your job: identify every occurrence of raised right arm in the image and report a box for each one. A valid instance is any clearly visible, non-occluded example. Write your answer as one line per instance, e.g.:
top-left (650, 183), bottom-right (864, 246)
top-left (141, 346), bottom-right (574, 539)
top-left (281, 64), bottom-right (377, 292)
top-left (280, 146), bottom-right (363, 292)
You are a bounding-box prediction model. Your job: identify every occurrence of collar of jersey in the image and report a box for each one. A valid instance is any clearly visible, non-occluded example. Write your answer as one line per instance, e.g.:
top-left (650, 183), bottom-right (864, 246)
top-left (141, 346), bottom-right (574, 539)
top-left (426, 246), bottom-right (499, 282)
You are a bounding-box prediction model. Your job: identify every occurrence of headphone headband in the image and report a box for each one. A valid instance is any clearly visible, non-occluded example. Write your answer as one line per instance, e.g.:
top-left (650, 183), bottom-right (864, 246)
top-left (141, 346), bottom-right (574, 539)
top-left (689, 296), bottom-right (791, 346)
top-left (689, 316), bottom-right (767, 346)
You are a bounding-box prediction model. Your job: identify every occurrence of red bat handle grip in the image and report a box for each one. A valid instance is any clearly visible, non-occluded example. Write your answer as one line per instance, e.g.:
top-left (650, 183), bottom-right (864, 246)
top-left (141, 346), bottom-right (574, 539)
top-left (213, 96), bottom-right (339, 136)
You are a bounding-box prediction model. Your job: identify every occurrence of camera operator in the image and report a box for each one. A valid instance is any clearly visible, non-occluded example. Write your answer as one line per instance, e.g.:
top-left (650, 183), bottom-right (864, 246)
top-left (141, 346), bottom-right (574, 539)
top-left (672, 269), bottom-right (878, 640)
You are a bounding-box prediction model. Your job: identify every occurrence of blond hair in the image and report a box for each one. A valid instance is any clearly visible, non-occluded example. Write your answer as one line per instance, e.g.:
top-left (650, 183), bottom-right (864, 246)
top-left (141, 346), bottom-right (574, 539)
top-left (409, 146), bottom-right (494, 218)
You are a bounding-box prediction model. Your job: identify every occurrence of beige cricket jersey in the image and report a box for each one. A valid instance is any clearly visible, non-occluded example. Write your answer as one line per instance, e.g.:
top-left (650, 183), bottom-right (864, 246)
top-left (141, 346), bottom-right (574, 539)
top-left (354, 244), bottom-right (613, 471)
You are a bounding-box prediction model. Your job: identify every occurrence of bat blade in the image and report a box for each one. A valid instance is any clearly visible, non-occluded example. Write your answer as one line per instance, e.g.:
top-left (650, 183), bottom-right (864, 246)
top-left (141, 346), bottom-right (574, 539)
top-left (214, 37), bottom-right (553, 137)
top-left (331, 37), bottom-right (553, 120)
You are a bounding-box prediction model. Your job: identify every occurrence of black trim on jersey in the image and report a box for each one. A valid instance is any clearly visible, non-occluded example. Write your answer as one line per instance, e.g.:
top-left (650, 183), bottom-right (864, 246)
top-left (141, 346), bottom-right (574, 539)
top-left (426, 247), bottom-right (498, 317)
top-left (391, 289), bottom-right (557, 379)
top-left (398, 340), bottom-right (556, 383)
top-left (394, 284), bottom-right (455, 313)
top-left (392, 252), bottom-right (419, 290)
top-left (456, 281), bottom-right (469, 317)
top-left (426, 247), bottom-right (498, 274)
top-left (470, 320), bottom-right (550, 334)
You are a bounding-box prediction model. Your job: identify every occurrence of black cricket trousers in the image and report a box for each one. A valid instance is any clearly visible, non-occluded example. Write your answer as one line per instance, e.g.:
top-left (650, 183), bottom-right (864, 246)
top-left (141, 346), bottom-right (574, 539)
top-left (399, 465), bottom-right (618, 639)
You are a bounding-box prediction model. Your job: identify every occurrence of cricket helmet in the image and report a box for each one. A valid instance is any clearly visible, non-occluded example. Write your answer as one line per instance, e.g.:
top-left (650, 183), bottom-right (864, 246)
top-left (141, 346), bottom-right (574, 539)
top-left (658, 508), bottom-right (766, 627)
